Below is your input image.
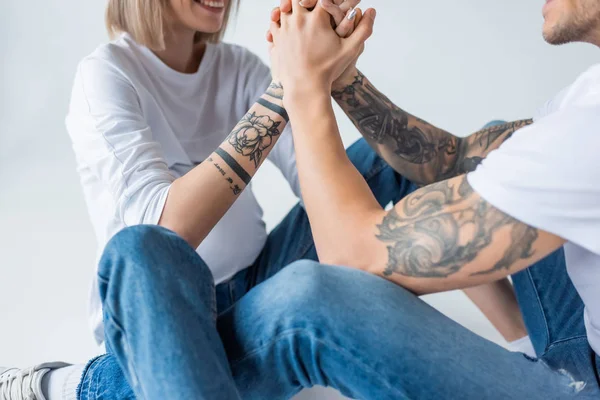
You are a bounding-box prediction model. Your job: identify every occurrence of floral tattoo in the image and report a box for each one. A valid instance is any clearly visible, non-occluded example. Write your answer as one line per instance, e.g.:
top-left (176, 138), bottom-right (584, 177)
top-left (228, 111), bottom-right (282, 167)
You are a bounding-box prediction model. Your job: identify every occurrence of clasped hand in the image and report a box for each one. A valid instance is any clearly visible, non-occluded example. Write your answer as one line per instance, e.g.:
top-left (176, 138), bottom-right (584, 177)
top-left (267, 0), bottom-right (376, 103)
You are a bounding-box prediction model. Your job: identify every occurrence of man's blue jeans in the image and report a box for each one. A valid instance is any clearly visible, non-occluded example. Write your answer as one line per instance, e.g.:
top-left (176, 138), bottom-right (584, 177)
top-left (78, 138), bottom-right (600, 399)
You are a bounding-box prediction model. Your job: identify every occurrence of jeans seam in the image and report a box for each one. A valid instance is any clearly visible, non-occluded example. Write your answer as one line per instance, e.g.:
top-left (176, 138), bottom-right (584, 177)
top-left (77, 354), bottom-right (104, 400)
top-left (230, 328), bottom-right (410, 400)
top-left (546, 335), bottom-right (589, 351)
top-left (102, 304), bottom-right (146, 400)
top-left (103, 301), bottom-right (127, 334)
top-left (91, 356), bottom-right (107, 400)
top-left (524, 267), bottom-right (552, 355)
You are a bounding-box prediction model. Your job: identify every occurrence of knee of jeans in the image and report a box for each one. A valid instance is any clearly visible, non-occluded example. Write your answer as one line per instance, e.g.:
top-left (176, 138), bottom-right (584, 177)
top-left (268, 261), bottom-right (348, 316)
top-left (98, 225), bottom-right (211, 286)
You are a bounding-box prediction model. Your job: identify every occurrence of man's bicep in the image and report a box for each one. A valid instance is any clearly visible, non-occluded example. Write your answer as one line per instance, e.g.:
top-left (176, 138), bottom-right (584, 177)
top-left (365, 175), bottom-right (565, 294)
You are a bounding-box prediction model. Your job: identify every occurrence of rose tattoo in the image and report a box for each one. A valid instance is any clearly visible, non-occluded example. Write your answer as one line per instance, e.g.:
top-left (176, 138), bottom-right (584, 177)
top-left (228, 112), bottom-right (282, 167)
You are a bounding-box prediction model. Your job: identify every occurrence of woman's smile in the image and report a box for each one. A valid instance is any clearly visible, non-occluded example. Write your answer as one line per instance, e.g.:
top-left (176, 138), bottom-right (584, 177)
top-left (193, 0), bottom-right (226, 14)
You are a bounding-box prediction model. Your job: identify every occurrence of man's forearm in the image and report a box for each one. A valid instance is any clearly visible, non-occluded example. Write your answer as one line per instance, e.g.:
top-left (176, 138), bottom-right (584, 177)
top-left (332, 70), bottom-right (461, 185)
top-left (333, 70), bottom-right (533, 185)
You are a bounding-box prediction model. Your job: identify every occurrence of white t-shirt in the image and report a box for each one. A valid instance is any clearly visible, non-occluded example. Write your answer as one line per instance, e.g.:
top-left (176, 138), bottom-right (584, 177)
top-left (66, 34), bottom-right (301, 344)
top-left (468, 64), bottom-right (600, 355)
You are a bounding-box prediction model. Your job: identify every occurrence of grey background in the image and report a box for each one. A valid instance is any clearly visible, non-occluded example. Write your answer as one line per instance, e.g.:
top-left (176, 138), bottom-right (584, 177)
top-left (1, 1), bottom-right (598, 399)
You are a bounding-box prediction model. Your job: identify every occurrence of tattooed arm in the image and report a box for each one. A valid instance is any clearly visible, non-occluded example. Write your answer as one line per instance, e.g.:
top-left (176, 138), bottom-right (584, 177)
top-left (333, 71), bottom-right (532, 337)
top-left (286, 91), bottom-right (564, 295)
top-left (366, 176), bottom-right (565, 294)
top-left (159, 83), bottom-right (287, 248)
top-left (332, 71), bottom-right (532, 186)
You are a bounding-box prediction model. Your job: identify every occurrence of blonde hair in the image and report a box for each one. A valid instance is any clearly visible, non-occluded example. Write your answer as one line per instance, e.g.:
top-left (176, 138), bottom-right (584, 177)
top-left (106, 0), bottom-right (238, 50)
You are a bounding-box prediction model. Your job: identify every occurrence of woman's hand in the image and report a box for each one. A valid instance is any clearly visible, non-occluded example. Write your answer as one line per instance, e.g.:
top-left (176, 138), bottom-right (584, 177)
top-left (268, 0), bottom-right (366, 90)
top-left (268, 0), bottom-right (376, 104)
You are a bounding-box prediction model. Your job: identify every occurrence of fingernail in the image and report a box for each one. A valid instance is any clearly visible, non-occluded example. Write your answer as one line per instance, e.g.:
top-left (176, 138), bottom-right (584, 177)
top-left (299, 0), bottom-right (308, 6)
top-left (347, 8), bottom-right (357, 20)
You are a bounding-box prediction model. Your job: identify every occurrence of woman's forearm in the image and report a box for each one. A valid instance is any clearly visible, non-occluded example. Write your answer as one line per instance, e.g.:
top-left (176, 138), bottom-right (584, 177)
top-left (159, 87), bottom-right (287, 248)
top-left (463, 280), bottom-right (528, 342)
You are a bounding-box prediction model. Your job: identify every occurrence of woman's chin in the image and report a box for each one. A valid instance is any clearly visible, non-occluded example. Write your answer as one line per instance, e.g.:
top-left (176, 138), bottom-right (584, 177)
top-left (190, 20), bottom-right (224, 34)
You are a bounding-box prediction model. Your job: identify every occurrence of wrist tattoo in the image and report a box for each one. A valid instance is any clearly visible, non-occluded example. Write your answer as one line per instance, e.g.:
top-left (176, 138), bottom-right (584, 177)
top-left (214, 148), bottom-right (252, 185)
top-left (332, 71), bottom-right (365, 107)
top-left (257, 98), bottom-right (289, 122)
top-left (266, 81), bottom-right (284, 100)
top-left (227, 110), bottom-right (283, 168)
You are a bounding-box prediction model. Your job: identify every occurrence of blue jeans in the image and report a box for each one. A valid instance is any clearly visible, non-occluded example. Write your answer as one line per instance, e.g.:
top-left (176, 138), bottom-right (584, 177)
top-left (78, 138), bottom-right (600, 399)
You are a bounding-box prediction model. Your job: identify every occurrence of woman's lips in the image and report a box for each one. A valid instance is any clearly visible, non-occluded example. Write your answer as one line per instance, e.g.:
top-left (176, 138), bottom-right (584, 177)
top-left (194, 0), bottom-right (225, 13)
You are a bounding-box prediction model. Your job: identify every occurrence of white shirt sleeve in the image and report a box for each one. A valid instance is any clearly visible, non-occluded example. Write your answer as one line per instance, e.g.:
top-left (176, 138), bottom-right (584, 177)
top-left (241, 50), bottom-right (302, 200)
top-left (467, 106), bottom-right (600, 255)
top-left (66, 57), bottom-right (175, 227)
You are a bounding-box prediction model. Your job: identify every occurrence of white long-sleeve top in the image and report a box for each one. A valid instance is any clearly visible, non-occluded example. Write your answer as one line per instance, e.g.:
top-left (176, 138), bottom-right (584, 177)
top-left (66, 34), bottom-right (300, 344)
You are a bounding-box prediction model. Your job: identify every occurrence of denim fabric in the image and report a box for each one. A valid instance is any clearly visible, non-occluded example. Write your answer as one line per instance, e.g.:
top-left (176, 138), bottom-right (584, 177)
top-left (78, 138), bottom-right (413, 399)
top-left (77, 136), bottom-right (600, 399)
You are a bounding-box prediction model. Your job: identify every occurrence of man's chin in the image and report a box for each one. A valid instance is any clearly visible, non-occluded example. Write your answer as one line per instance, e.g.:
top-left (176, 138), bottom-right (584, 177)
top-left (543, 24), bottom-right (575, 45)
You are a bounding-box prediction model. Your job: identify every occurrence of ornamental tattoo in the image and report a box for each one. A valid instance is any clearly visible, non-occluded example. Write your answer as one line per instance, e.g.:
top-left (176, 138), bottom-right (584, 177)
top-left (375, 176), bottom-right (539, 278)
top-left (228, 112), bottom-right (282, 168)
top-left (333, 71), bottom-right (532, 185)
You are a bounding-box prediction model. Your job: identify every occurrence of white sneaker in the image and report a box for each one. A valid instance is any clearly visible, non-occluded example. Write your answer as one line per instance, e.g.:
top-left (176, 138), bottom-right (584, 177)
top-left (0, 363), bottom-right (71, 400)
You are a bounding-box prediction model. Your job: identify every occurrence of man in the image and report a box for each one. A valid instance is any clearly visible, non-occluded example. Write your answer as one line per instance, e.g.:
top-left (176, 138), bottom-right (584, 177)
top-left (265, 0), bottom-right (600, 398)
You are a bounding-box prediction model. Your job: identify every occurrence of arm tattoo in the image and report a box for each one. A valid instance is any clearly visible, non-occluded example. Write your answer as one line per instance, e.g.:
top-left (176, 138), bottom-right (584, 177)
top-left (333, 71), bottom-right (462, 185)
top-left (227, 110), bottom-right (283, 168)
top-left (207, 156), bottom-right (244, 196)
top-left (214, 148), bottom-right (252, 185)
top-left (459, 119), bottom-right (533, 174)
top-left (334, 71), bottom-right (532, 184)
top-left (266, 82), bottom-right (284, 100)
top-left (473, 120), bottom-right (533, 151)
top-left (257, 98), bottom-right (289, 122)
top-left (375, 176), bottom-right (539, 278)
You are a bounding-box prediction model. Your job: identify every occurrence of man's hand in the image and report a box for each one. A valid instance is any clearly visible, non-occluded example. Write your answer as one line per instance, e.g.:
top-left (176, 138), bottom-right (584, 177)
top-left (267, 0), bottom-right (366, 92)
top-left (268, 0), bottom-right (376, 103)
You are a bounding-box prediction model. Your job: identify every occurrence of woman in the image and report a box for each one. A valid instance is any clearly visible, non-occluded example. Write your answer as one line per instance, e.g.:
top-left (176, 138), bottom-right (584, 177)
top-left (0, 0), bottom-right (531, 399)
top-left (0, 0), bottom-right (394, 399)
